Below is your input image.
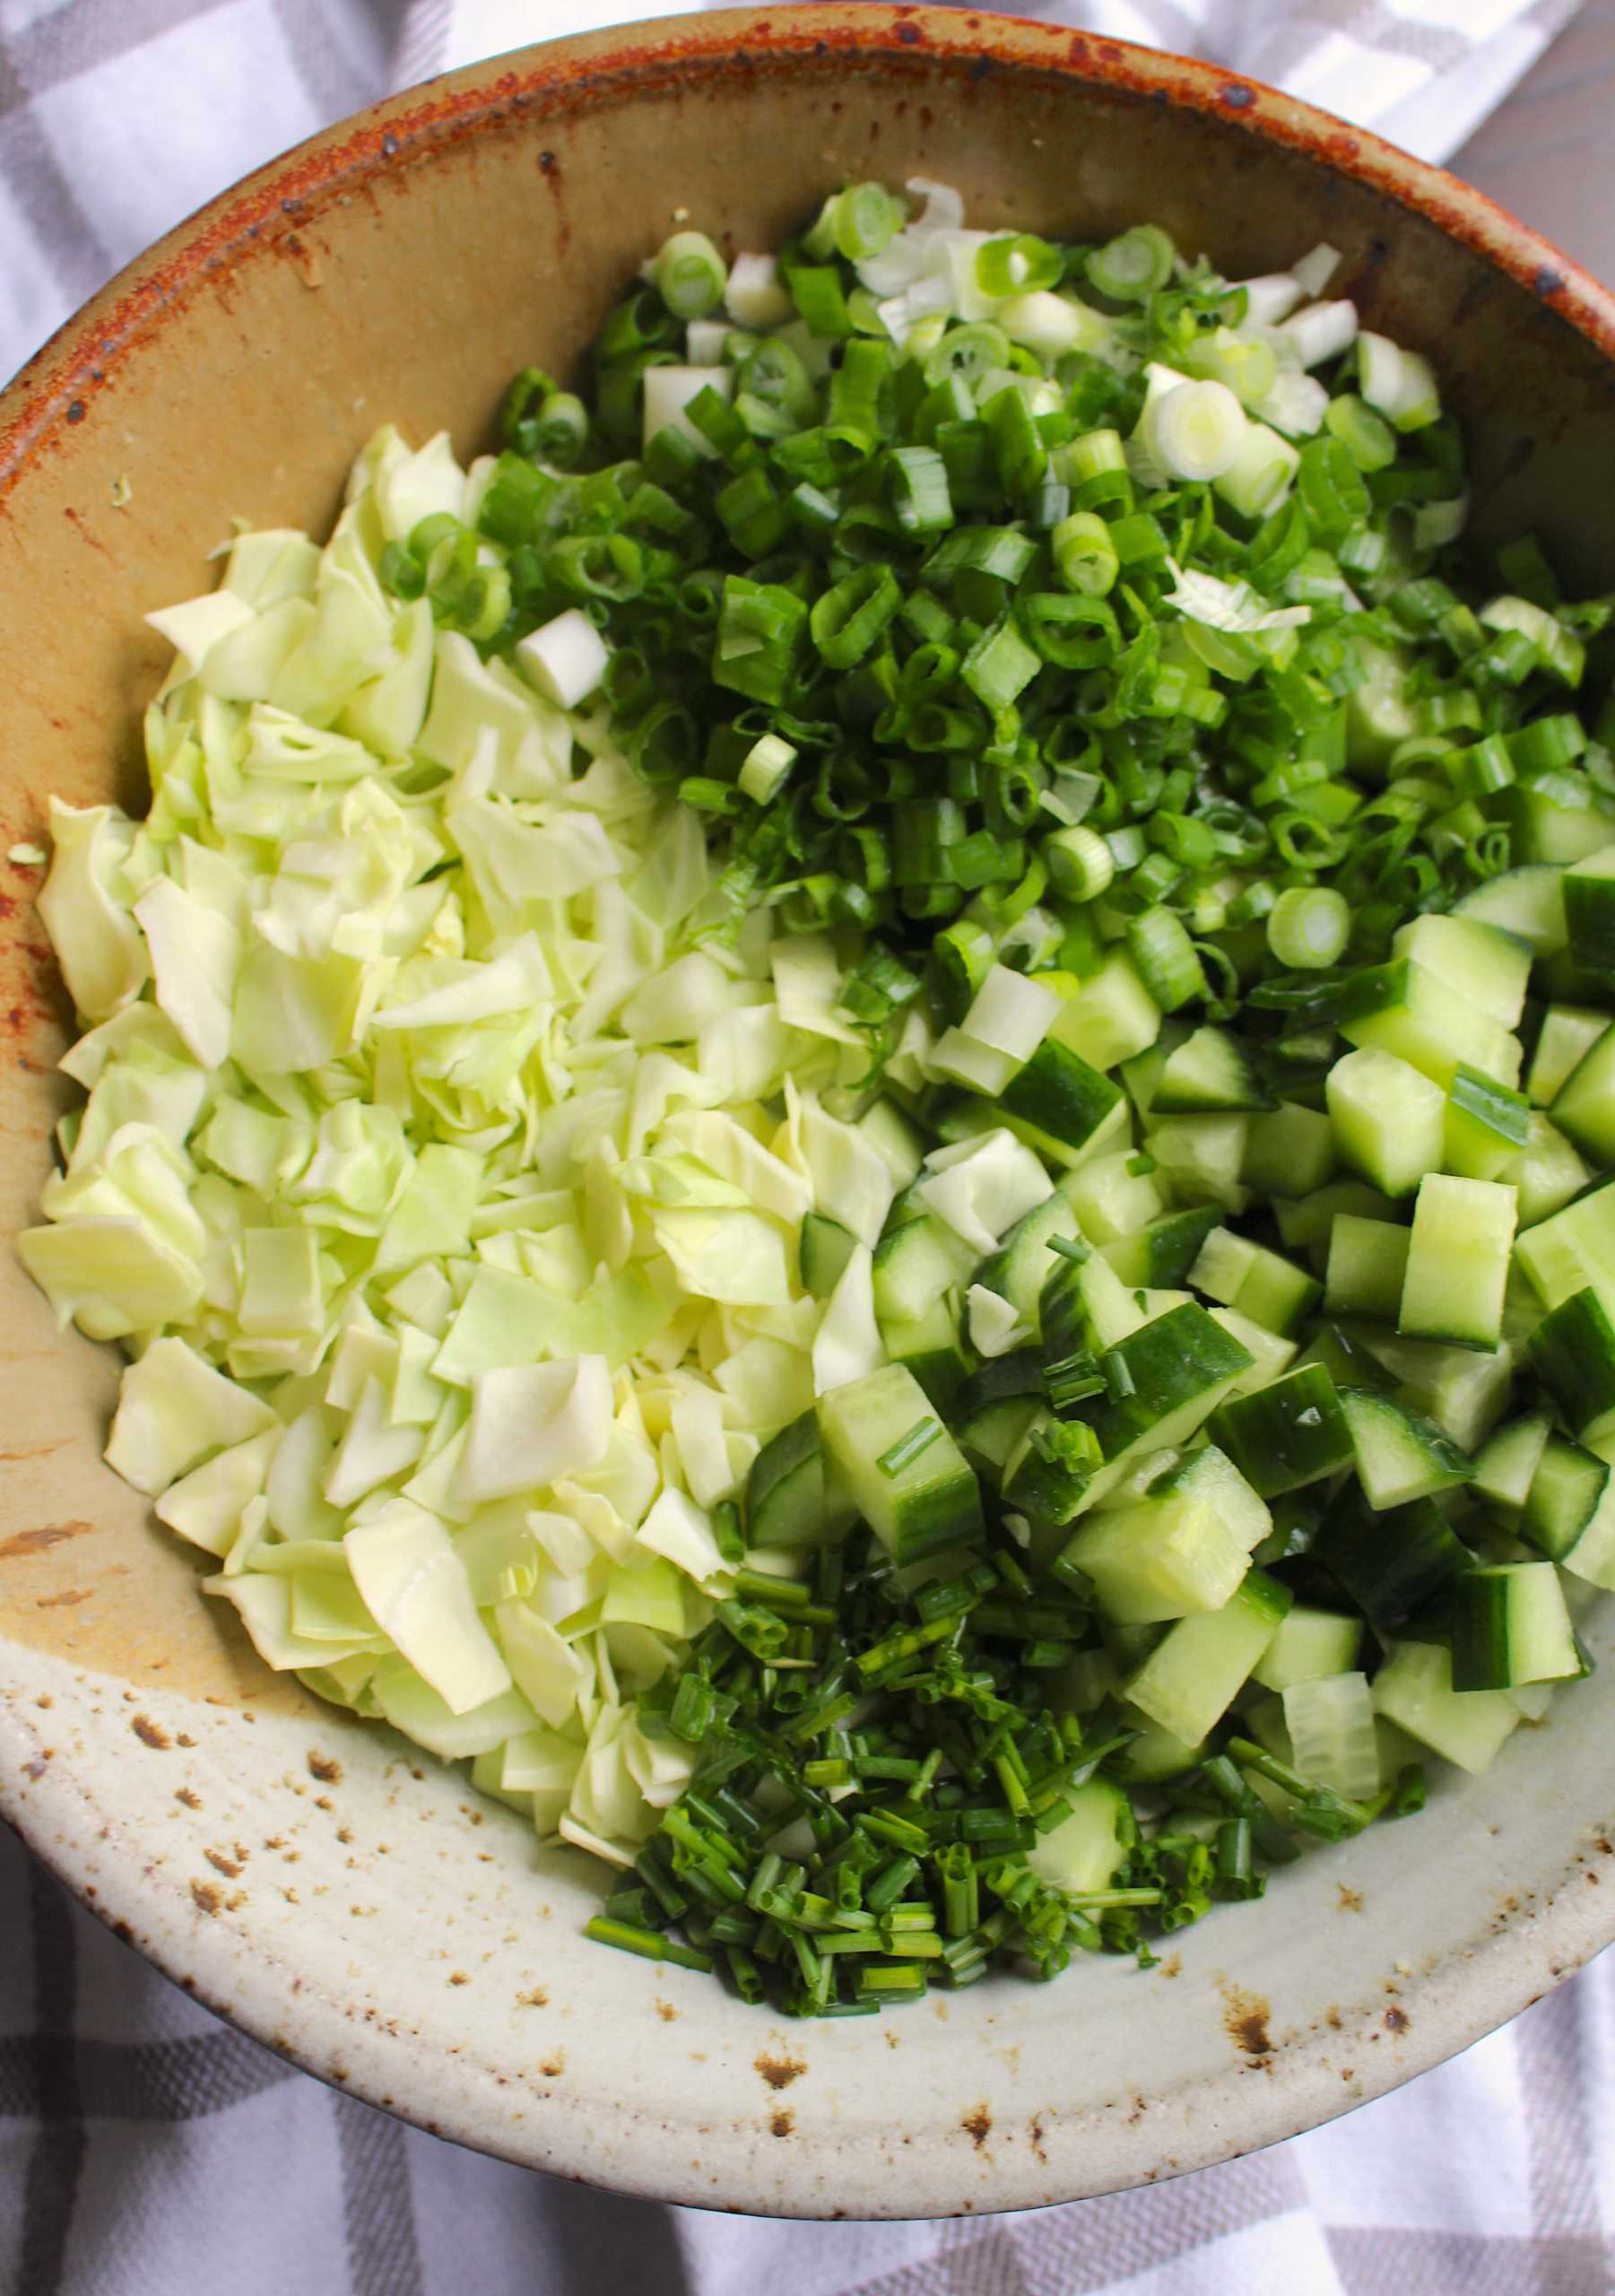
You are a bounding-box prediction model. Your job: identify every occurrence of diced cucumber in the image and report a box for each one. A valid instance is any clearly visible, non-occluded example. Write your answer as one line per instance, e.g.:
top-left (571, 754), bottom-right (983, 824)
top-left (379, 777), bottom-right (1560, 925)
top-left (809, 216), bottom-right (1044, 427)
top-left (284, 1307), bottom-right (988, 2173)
top-left (799, 1211), bottom-right (857, 1300)
top-left (1207, 1307), bottom-right (1297, 1393)
top-left (1336, 957), bottom-right (1522, 1091)
top-left (1501, 778), bottom-right (1614, 865)
top-left (856, 1099), bottom-right (925, 1186)
top-left (1392, 913), bottom-right (1532, 1029)
top-left (1059, 1443), bottom-right (1270, 1624)
top-left (1124, 1569), bottom-right (1291, 1746)
top-left (1318, 1487), bottom-right (1471, 1627)
top-left (747, 1409), bottom-right (856, 1549)
top-left (871, 1209), bottom-right (976, 1326)
top-left (957, 1395), bottom-right (1040, 1483)
top-left (1145, 1112), bottom-right (1251, 1213)
top-left (1520, 1434), bottom-right (1608, 1560)
top-left (1038, 1233), bottom-right (1148, 1357)
top-left (1253, 1605), bottom-right (1363, 1691)
top-left (1550, 1024), bottom-right (1615, 1163)
top-left (879, 1298), bottom-right (970, 1417)
top-left (1026, 1779), bottom-right (1130, 1896)
top-left (1001, 1410), bottom-right (1103, 1560)
top-left (1060, 1150), bottom-right (1168, 1245)
top-left (1326, 1046), bottom-right (1445, 1196)
top-left (1454, 862), bottom-right (1567, 956)
top-left (1559, 1446), bottom-right (1615, 1591)
top-left (1505, 1115), bottom-right (1592, 1228)
top-left (1371, 1639), bottom-right (1523, 1772)
top-left (1324, 1213), bottom-right (1410, 1321)
top-left (1472, 1411), bottom-right (1552, 1522)
top-left (1294, 1319), bottom-right (1396, 1395)
top-left (818, 1365), bottom-right (983, 1565)
top-left (1451, 1562), bottom-right (1581, 1689)
top-left (999, 1039), bottom-right (1126, 1168)
top-left (1188, 1228), bottom-right (1319, 1337)
top-left (1101, 1205), bottom-right (1222, 1290)
top-left (1396, 1173), bottom-right (1516, 1351)
top-left (1354, 1327), bottom-right (1515, 1452)
top-left (1241, 1100), bottom-right (1337, 1199)
top-left (1444, 1065), bottom-right (1531, 1183)
top-left (1282, 1671), bottom-right (1380, 1800)
top-left (1072, 1304), bottom-right (1255, 1497)
top-left (1528, 1287), bottom-right (1615, 1444)
top-left (1527, 1004), bottom-right (1609, 1108)
top-left (1210, 1361), bottom-right (1354, 1498)
top-left (1115, 1706), bottom-right (1206, 1784)
top-left (1338, 1387), bottom-right (1472, 1509)
top-left (1274, 1178), bottom-right (1400, 1264)
top-left (1048, 950), bottom-right (1161, 1071)
top-left (1346, 639), bottom-right (1420, 769)
top-left (1514, 1171), bottom-right (1615, 1309)
top-left (1153, 1024), bottom-right (1275, 1114)
top-left (1561, 842), bottom-right (1615, 976)
top-left (972, 1191), bottom-right (1081, 1329)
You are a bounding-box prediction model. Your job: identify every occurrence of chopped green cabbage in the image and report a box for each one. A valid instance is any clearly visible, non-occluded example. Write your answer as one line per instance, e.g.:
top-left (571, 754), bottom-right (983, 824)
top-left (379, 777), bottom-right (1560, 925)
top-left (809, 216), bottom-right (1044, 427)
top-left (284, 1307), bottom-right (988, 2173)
top-left (21, 427), bottom-right (934, 1860)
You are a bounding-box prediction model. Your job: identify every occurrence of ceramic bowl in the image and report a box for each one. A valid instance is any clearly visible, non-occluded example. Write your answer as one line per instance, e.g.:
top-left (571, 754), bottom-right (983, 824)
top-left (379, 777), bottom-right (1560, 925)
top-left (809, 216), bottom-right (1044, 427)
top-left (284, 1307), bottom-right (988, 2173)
top-left (2, 4), bottom-right (1613, 2220)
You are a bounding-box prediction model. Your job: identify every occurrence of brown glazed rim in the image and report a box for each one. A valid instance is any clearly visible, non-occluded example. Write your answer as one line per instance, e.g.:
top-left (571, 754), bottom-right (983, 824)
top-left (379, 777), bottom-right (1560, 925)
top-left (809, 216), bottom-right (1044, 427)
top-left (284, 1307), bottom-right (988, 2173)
top-left (4, 1), bottom-right (1615, 498)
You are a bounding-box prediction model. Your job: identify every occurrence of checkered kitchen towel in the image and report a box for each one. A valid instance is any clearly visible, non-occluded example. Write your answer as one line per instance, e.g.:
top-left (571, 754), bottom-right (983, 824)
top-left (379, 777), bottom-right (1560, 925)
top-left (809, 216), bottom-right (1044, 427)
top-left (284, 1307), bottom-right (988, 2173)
top-left (3, 4), bottom-right (1614, 2294)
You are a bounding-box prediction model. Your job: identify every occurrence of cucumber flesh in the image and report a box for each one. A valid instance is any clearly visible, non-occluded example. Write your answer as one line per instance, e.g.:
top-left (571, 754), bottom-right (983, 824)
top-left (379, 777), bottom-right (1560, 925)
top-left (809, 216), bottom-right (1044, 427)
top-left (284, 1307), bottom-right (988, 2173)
top-left (1371, 1641), bottom-right (1523, 1773)
top-left (818, 1365), bottom-right (984, 1564)
top-left (1124, 1569), bottom-right (1290, 1746)
top-left (1451, 1562), bottom-right (1582, 1689)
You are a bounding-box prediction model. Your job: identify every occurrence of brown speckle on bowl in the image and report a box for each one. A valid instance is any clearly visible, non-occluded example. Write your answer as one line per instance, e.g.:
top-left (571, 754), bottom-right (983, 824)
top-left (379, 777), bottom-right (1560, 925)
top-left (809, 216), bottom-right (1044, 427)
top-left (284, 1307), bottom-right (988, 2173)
top-left (961, 2104), bottom-right (992, 2150)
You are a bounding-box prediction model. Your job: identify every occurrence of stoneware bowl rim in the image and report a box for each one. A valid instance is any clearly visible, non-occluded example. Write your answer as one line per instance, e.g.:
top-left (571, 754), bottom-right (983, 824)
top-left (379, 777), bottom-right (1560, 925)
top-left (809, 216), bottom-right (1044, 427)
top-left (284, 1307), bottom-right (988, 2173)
top-left (4, 1), bottom-right (1615, 2220)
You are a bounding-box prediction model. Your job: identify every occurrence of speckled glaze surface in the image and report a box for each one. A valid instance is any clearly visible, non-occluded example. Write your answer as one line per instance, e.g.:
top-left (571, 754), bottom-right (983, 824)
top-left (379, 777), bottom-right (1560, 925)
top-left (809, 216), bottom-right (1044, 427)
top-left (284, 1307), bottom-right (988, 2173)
top-left (2, 4), bottom-right (1614, 2221)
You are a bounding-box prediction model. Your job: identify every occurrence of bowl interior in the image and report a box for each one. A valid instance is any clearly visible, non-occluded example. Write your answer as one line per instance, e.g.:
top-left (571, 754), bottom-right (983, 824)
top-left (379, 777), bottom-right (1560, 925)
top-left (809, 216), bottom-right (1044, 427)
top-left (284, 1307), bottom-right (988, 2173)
top-left (2, 5), bottom-right (1613, 2218)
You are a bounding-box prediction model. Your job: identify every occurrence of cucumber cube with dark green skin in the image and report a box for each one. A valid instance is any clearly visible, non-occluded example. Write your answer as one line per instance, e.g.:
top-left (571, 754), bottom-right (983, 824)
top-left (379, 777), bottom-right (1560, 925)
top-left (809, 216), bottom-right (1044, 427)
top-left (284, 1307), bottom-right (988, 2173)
top-left (1059, 1444), bottom-right (1269, 1623)
top-left (799, 1211), bottom-right (857, 1300)
top-left (1471, 1411), bottom-right (1553, 1522)
top-left (1152, 1023), bottom-right (1276, 1115)
top-left (1445, 1064), bottom-right (1531, 1183)
top-left (972, 1191), bottom-right (1081, 1327)
top-left (872, 1209), bottom-right (976, 1326)
top-left (818, 1364), bottom-right (984, 1565)
top-left (1001, 1410), bottom-right (1103, 1561)
top-left (1123, 1568), bottom-right (1291, 1746)
top-left (1514, 1171), bottom-right (1615, 1310)
top-left (1337, 1386), bottom-right (1472, 1509)
top-left (747, 1410), bottom-right (856, 1549)
top-left (1528, 1286), bottom-right (1615, 1445)
top-left (1561, 844), bottom-right (1615, 977)
top-left (1071, 1303), bottom-right (1255, 1466)
top-left (1315, 1485), bottom-right (1471, 1628)
top-left (997, 1037), bottom-right (1124, 1163)
top-left (1520, 1434), bottom-right (1609, 1561)
top-left (878, 1299), bottom-right (971, 1418)
top-left (1451, 1562), bottom-right (1583, 1690)
top-left (1101, 1205), bottom-right (1222, 1290)
top-left (1209, 1361), bottom-right (1354, 1498)
top-left (1550, 1027), bottom-right (1615, 1164)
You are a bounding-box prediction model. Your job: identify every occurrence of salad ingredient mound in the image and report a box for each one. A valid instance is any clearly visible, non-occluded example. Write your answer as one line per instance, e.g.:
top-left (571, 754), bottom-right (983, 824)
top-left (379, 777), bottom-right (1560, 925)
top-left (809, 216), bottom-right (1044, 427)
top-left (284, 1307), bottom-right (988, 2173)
top-left (22, 182), bottom-right (1615, 2022)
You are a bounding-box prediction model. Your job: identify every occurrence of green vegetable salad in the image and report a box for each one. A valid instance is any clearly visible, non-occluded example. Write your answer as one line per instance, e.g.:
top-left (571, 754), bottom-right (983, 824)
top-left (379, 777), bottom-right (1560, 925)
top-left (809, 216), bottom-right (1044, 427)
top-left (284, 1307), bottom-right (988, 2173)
top-left (23, 179), bottom-right (1615, 2020)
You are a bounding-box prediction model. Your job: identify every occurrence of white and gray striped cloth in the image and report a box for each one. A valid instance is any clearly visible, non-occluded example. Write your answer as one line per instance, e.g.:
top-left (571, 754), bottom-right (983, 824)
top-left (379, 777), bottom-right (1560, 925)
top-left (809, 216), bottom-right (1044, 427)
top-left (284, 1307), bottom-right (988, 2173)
top-left (3, 5), bottom-right (1614, 2294)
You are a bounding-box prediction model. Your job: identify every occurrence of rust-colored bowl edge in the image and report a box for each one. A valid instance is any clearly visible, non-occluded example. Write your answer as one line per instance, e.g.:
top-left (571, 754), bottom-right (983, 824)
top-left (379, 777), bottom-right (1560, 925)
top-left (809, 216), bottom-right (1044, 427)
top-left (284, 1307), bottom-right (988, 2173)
top-left (6, 4), bottom-right (1615, 495)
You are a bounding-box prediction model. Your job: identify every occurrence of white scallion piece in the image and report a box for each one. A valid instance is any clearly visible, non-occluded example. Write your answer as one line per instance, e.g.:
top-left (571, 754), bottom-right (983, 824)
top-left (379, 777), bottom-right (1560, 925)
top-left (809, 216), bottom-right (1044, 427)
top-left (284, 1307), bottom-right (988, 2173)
top-left (514, 609), bottom-right (611, 710)
top-left (1278, 297), bottom-right (1359, 370)
top-left (1143, 378), bottom-right (1249, 482)
top-left (641, 363), bottom-right (734, 457)
top-left (725, 251), bottom-right (793, 329)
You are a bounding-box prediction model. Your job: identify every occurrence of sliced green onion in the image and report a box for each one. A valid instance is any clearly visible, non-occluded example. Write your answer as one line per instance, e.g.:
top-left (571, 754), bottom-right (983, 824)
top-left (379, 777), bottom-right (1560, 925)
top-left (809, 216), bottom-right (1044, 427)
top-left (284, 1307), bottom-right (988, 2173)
top-left (655, 230), bottom-right (729, 319)
top-left (1265, 885), bottom-right (1350, 969)
top-left (1085, 223), bottom-right (1175, 301)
